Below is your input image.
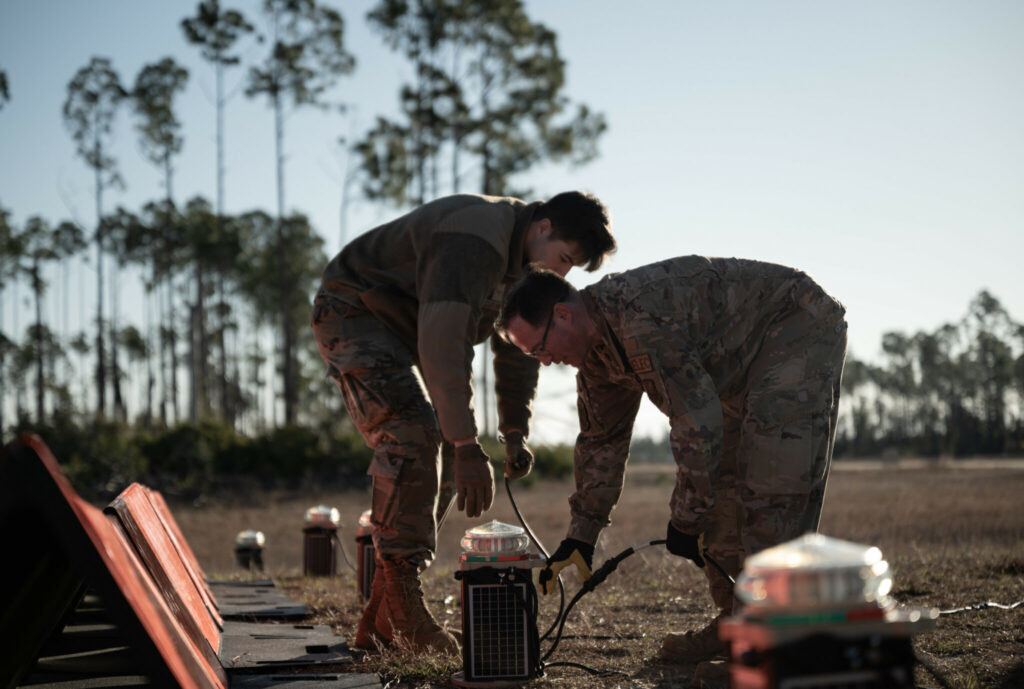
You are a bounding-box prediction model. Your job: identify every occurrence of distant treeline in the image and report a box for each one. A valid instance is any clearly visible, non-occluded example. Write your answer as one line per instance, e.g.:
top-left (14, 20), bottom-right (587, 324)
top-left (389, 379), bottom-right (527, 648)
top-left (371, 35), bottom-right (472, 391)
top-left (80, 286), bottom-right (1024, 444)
top-left (10, 416), bottom-right (574, 501)
top-left (834, 290), bottom-right (1023, 458)
top-left (2, 287), bottom-right (1021, 501)
top-left (634, 290), bottom-right (1024, 461)
top-left (0, 0), bottom-right (605, 439)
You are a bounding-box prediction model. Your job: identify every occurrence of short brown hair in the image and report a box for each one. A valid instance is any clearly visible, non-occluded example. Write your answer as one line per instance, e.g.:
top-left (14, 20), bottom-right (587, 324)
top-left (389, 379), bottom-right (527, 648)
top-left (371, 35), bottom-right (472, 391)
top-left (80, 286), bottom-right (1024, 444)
top-left (534, 191), bottom-right (615, 271)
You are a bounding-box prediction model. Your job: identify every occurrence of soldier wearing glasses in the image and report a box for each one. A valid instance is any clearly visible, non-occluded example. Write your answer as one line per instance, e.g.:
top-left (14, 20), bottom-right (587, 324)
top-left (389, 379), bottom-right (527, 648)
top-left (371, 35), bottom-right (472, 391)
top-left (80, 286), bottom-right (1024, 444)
top-left (496, 256), bottom-right (847, 661)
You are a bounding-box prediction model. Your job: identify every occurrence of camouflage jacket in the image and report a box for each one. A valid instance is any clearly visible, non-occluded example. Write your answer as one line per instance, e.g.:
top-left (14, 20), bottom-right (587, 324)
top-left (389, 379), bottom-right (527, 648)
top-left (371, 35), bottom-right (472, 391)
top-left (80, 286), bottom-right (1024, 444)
top-left (316, 194), bottom-right (541, 443)
top-left (566, 256), bottom-right (845, 544)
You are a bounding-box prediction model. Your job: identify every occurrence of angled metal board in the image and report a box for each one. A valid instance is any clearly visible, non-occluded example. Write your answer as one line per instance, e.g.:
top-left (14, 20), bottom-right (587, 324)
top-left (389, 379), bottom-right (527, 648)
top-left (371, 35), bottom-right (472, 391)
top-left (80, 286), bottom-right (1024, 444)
top-left (229, 675), bottom-right (381, 689)
top-left (144, 487), bottom-right (223, 628)
top-left (106, 484), bottom-right (222, 652)
top-left (219, 622), bottom-right (352, 669)
top-left (147, 488), bottom-right (209, 582)
top-left (0, 433), bottom-right (227, 689)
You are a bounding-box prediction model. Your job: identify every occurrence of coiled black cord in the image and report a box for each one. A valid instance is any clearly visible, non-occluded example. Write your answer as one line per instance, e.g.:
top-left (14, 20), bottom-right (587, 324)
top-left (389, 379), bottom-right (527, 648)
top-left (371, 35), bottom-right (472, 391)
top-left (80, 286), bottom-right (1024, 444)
top-left (503, 478), bottom-right (566, 642)
top-left (503, 477), bottom-right (709, 678)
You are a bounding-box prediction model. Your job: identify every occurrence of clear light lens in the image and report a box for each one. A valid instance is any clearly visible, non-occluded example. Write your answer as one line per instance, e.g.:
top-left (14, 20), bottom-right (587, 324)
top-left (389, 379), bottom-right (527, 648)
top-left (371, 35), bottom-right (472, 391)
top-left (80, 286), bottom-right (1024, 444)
top-left (358, 509), bottom-right (372, 528)
top-left (235, 529), bottom-right (265, 547)
top-left (460, 520), bottom-right (529, 554)
top-left (735, 533), bottom-right (894, 610)
top-left (304, 505), bottom-right (341, 527)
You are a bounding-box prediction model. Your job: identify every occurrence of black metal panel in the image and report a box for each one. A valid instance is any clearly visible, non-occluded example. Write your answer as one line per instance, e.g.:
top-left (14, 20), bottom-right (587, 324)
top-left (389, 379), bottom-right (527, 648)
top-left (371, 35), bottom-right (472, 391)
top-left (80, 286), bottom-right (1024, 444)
top-left (459, 567), bottom-right (537, 683)
top-left (356, 539), bottom-right (374, 602)
top-left (218, 622), bottom-right (352, 669)
top-left (302, 529), bottom-right (336, 577)
top-left (208, 582), bottom-right (310, 620)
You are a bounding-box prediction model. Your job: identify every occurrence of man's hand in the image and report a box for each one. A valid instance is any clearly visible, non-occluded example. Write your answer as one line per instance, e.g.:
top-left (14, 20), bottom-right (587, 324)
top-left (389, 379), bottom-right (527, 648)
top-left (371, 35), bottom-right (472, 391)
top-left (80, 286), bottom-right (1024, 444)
top-left (453, 443), bottom-right (494, 518)
top-left (666, 522), bottom-right (705, 568)
top-left (502, 431), bottom-right (534, 480)
top-left (538, 538), bottom-right (594, 595)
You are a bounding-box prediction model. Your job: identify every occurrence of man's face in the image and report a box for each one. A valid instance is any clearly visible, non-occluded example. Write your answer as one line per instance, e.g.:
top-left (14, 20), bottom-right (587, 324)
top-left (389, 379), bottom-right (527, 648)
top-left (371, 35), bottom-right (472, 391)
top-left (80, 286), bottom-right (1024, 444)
top-left (504, 307), bottom-right (588, 368)
top-left (524, 221), bottom-right (586, 277)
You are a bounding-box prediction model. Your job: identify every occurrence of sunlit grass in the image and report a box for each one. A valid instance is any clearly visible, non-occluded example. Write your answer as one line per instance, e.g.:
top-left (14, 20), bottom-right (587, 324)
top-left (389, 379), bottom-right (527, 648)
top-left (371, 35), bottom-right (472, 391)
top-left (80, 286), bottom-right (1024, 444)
top-left (179, 464), bottom-right (1024, 688)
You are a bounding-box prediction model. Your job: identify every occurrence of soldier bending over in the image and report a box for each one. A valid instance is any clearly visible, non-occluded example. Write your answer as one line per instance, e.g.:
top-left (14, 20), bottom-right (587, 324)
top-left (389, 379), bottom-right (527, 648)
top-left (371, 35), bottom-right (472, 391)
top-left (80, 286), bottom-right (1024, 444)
top-left (496, 256), bottom-right (847, 661)
top-left (311, 192), bottom-right (616, 654)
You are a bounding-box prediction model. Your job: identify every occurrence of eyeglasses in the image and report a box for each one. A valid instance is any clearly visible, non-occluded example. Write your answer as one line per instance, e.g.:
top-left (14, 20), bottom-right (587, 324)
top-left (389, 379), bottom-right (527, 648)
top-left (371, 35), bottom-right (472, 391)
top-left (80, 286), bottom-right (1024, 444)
top-left (529, 311), bottom-right (555, 358)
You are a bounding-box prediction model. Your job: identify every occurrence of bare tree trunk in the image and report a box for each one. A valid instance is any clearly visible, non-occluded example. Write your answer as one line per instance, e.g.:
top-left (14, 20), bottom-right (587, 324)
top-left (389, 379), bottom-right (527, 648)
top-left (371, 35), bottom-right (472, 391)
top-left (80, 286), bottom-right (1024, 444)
top-left (94, 135), bottom-right (107, 417)
top-left (212, 60), bottom-right (230, 423)
top-left (110, 265), bottom-right (125, 420)
top-left (0, 296), bottom-right (6, 438)
top-left (197, 269), bottom-right (209, 418)
top-left (33, 261), bottom-right (44, 424)
top-left (273, 90), bottom-right (295, 425)
top-left (188, 300), bottom-right (198, 423)
top-left (168, 282), bottom-right (179, 423)
top-left (157, 268), bottom-right (168, 426)
top-left (144, 291), bottom-right (154, 428)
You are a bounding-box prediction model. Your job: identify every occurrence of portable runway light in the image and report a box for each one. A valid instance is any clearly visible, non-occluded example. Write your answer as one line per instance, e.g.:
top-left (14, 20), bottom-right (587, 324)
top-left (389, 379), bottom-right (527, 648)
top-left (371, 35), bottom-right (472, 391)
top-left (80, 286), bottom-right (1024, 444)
top-left (451, 520), bottom-right (547, 688)
top-left (356, 508), bottom-right (375, 601)
top-left (302, 504), bottom-right (340, 576)
top-left (234, 529), bottom-right (265, 572)
top-left (720, 533), bottom-right (938, 689)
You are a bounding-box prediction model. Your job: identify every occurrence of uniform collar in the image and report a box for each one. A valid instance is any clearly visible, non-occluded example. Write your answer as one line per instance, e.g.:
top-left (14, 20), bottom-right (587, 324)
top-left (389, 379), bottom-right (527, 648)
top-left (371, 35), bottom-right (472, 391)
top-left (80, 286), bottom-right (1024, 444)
top-left (505, 200), bottom-right (542, 281)
top-left (579, 291), bottom-right (630, 376)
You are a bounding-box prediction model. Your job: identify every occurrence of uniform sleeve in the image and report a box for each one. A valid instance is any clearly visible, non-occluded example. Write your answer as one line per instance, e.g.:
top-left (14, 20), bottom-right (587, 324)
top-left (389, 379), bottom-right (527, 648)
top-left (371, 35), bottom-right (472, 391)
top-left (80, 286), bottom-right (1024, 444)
top-left (637, 327), bottom-right (723, 534)
top-left (416, 204), bottom-right (512, 442)
top-left (566, 372), bottom-right (643, 545)
top-left (491, 334), bottom-right (540, 437)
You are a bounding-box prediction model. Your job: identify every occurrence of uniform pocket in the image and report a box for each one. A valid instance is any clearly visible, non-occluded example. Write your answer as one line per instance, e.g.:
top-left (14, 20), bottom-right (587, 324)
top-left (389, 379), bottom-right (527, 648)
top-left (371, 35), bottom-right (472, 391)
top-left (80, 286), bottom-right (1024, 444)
top-left (740, 420), bottom-right (813, 496)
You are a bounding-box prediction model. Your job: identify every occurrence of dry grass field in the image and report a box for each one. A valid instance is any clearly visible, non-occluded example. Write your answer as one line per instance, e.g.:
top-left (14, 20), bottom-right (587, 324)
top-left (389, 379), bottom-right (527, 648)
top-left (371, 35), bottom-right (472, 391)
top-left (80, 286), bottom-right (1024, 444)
top-left (173, 461), bottom-right (1024, 688)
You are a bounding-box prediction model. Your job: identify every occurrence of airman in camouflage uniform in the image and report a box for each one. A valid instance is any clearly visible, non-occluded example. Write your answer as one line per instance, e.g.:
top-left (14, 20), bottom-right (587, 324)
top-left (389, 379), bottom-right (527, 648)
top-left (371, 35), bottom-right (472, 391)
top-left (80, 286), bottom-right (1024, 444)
top-left (497, 256), bottom-right (847, 661)
top-left (311, 192), bottom-right (615, 654)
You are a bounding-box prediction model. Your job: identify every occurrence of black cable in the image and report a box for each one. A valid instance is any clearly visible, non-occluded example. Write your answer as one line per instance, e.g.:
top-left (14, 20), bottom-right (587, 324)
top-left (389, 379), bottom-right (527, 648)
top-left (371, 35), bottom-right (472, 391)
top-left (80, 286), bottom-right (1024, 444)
top-left (938, 599), bottom-right (1022, 615)
top-left (914, 651), bottom-right (956, 689)
top-left (543, 661), bottom-right (627, 677)
top-left (541, 540), bottom-right (666, 663)
top-left (502, 478), bottom-right (733, 677)
top-left (504, 477), bottom-right (549, 560)
top-left (331, 531), bottom-right (357, 573)
top-left (504, 477), bottom-right (566, 642)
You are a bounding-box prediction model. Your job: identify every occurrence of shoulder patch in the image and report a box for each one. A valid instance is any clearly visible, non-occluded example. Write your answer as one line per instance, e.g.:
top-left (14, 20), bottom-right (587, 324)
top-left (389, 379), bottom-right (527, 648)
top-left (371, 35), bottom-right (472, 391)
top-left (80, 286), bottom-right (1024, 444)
top-left (629, 354), bottom-right (653, 373)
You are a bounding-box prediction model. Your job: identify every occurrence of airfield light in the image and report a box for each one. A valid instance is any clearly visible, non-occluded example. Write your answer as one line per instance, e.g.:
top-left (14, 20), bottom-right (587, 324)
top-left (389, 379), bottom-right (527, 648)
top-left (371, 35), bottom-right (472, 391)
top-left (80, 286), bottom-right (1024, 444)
top-left (356, 509), bottom-right (374, 601)
top-left (721, 533), bottom-right (937, 689)
top-left (451, 521), bottom-right (546, 687)
top-left (303, 505), bottom-right (340, 577)
top-left (234, 529), bottom-right (265, 572)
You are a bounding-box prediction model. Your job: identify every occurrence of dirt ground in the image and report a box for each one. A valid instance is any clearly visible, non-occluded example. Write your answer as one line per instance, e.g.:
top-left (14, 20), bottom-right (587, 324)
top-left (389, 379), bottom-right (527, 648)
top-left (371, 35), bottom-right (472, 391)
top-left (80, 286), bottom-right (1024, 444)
top-left (172, 461), bottom-right (1024, 688)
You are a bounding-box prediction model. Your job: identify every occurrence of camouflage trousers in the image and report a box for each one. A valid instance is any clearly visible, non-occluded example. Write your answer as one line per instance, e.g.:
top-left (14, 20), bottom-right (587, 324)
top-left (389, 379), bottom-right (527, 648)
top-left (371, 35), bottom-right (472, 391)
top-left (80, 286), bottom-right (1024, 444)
top-left (311, 297), bottom-right (456, 569)
top-left (696, 306), bottom-right (848, 613)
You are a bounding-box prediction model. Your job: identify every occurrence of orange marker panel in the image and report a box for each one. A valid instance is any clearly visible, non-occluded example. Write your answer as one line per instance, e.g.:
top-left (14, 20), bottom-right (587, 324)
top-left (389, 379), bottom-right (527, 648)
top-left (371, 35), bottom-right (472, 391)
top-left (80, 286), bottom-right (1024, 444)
top-left (4, 434), bottom-right (227, 689)
top-left (108, 483), bottom-right (222, 652)
top-left (145, 486), bottom-right (223, 627)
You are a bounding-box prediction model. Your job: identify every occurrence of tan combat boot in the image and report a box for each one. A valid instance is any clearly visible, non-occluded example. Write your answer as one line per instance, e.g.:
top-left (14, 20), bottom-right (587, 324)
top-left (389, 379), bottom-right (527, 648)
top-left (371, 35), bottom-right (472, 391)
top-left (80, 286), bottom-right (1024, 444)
top-left (353, 561), bottom-right (388, 651)
top-left (374, 561), bottom-right (459, 654)
top-left (659, 613), bottom-right (727, 663)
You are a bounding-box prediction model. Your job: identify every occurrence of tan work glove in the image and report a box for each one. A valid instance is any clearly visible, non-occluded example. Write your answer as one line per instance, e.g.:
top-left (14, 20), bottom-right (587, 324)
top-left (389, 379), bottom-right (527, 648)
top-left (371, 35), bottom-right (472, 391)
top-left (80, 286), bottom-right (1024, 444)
top-left (502, 430), bottom-right (534, 480)
top-left (538, 538), bottom-right (594, 595)
top-left (453, 442), bottom-right (494, 518)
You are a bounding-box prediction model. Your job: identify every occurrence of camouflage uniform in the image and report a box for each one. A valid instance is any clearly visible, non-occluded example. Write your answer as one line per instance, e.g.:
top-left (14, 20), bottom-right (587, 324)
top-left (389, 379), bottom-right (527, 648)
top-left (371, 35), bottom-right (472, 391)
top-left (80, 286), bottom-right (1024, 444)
top-left (566, 256), bottom-right (847, 612)
top-left (311, 194), bottom-right (540, 568)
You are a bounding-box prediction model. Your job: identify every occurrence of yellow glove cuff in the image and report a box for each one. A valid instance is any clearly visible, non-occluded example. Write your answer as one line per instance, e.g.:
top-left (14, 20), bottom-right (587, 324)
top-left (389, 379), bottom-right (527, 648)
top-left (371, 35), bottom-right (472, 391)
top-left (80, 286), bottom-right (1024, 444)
top-left (541, 549), bottom-right (593, 595)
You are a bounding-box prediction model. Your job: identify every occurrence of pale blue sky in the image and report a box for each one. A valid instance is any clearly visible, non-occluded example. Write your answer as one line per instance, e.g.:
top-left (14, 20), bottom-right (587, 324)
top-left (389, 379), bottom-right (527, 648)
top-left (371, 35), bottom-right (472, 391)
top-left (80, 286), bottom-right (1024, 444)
top-left (1, 1), bottom-right (1022, 442)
